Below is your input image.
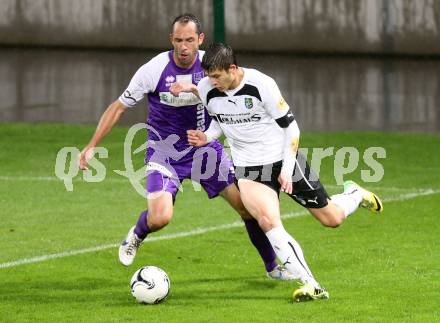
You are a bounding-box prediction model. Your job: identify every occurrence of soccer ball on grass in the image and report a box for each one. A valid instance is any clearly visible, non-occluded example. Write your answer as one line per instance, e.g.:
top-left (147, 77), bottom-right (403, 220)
top-left (130, 266), bottom-right (170, 304)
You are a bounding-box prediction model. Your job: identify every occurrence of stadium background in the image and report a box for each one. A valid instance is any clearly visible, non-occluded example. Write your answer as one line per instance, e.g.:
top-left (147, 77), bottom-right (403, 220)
top-left (0, 0), bottom-right (439, 132)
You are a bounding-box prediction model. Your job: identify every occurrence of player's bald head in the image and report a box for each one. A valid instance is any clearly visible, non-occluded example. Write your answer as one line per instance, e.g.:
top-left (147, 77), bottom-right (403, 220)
top-left (171, 13), bottom-right (202, 34)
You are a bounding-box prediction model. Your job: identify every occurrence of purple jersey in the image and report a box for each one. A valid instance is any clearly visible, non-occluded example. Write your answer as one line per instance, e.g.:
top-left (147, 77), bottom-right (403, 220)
top-left (119, 50), bottom-right (212, 159)
top-left (119, 50), bottom-right (234, 198)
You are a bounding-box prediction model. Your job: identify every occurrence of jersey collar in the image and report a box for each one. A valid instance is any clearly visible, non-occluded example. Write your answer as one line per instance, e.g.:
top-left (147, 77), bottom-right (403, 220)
top-left (225, 67), bottom-right (248, 96)
top-left (169, 50), bottom-right (200, 72)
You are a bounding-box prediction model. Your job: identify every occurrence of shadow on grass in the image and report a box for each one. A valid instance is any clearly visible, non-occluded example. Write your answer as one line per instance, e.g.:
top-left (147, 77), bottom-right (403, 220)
top-left (0, 274), bottom-right (293, 305)
top-left (0, 277), bottom-right (130, 304)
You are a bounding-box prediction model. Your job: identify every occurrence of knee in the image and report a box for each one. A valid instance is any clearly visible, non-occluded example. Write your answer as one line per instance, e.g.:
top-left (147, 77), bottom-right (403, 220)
top-left (319, 212), bottom-right (344, 228)
top-left (147, 209), bottom-right (173, 231)
top-left (257, 212), bottom-right (279, 232)
top-left (322, 219), bottom-right (342, 228)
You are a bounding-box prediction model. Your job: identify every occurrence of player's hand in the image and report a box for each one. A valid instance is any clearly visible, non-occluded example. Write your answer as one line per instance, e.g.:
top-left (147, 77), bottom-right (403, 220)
top-left (78, 146), bottom-right (95, 170)
top-left (278, 171), bottom-right (293, 194)
top-left (170, 82), bottom-right (192, 97)
top-left (187, 130), bottom-right (207, 147)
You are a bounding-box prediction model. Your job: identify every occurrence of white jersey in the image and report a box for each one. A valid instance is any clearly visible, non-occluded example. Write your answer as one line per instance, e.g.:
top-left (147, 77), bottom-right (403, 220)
top-left (197, 68), bottom-right (292, 167)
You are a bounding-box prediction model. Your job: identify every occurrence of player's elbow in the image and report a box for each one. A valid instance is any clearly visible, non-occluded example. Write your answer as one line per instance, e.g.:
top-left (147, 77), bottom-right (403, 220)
top-left (106, 100), bottom-right (126, 123)
top-left (290, 120), bottom-right (300, 138)
top-left (110, 100), bottom-right (127, 115)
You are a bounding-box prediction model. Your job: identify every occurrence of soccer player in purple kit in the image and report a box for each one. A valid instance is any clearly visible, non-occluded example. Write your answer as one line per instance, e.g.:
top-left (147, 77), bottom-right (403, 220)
top-left (78, 13), bottom-right (293, 280)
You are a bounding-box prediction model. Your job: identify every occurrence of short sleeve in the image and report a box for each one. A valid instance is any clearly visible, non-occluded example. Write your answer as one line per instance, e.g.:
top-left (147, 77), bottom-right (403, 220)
top-left (260, 75), bottom-right (291, 120)
top-left (196, 77), bottom-right (210, 108)
top-left (118, 53), bottom-right (167, 107)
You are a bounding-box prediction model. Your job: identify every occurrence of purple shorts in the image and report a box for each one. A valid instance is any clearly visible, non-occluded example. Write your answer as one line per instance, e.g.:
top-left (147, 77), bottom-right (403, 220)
top-left (145, 141), bottom-right (234, 200)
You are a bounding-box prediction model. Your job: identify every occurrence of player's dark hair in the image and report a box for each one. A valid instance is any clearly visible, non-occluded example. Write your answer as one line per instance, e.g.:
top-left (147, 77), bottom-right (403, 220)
top-left (202, 42), bottom-right (238, 72)
top-left (172, 13), bottom-right (202, 34)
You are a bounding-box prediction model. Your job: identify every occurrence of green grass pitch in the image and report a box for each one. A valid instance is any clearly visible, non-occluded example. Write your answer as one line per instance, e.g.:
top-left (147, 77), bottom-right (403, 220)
top-left (0, 124), bottom-right (439, 322)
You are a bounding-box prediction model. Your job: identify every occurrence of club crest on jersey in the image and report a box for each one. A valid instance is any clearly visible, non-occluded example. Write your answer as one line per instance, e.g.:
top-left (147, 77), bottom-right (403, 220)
top-left (193, 71), bottom-right (204, 84)
top-left (244, 97), bottom-right (253, 109)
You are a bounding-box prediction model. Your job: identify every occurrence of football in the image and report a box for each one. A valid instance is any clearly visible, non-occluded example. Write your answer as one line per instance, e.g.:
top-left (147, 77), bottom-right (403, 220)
top-left (130, 266), bottom-right (170, 304)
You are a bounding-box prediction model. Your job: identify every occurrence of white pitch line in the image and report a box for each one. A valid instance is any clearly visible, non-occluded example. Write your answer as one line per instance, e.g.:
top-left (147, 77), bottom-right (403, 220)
top-left (1, 189), bottom-right (439, 269)
top-left (382, 189), bottom-right (440, 202)
top-left (0, 211), bottom-right (307, 269)
top-left (326, 185), bottom-right (412, 192)
top-left (0, 175), bottom-right (127, 183)
top-left (0, 175), bottom-right (425, 191)
top-left (0, 175), bottom-right (57, 181)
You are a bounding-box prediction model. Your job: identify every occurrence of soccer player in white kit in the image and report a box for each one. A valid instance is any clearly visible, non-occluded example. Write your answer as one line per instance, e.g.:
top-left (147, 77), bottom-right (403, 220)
top-left (171, 42), bottom-right (383, 302)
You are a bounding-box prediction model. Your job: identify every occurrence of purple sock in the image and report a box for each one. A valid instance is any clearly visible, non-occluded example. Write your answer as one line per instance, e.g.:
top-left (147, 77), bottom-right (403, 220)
top-left (134, 210), bottom-right (150, 240)
top-left (244, 218), bottom-right (278, 272)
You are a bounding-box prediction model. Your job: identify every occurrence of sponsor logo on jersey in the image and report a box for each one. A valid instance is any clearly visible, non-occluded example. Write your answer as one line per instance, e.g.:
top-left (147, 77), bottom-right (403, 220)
top-left (123, 90), bottom-right (137, 104)
top-left (196, 104), bottom-right (206, 131)
top-left (165, 75), bottom-right (175, 87)
top-left (215, 113), bottom-right (262, 124)
top-left (176, 74), bottom-right (192, 83)
top-left (244, 97), bottom-right (253, 109)
top-left (277, 96), bottom-right (289, 110)
top-left (159, 92), bottom-right (201, 107)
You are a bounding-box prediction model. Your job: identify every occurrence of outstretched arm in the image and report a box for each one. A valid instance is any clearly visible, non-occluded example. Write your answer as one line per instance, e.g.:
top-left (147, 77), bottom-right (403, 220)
top-left (260, 75), bottom-right (299, 194)
top-left (187, 119), bottom-right (223, 147)
top-left (278, 119), bottom-right (300, 194)
top-left (170, 81), bottom-right (200, 99)
top-left (79, 100), bottom-right (126, 170)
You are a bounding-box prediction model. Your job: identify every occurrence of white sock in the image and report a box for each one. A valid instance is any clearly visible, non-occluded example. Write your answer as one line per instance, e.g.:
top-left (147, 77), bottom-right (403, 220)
top-left (331, 188), bottom-right (363, 218)
top-left (265, 226), bottom-right (320, 288)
